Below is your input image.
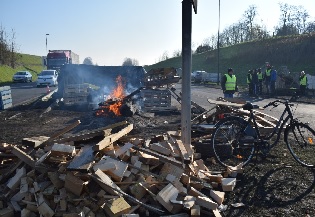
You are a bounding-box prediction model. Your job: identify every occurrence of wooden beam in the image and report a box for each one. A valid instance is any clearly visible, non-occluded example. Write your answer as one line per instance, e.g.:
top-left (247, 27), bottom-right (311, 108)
top-left (132, 146), bottom-right (183, 168)
top-left (10, 145), bottom-right (35, 168)
top-left (93, 124), bottom-right (133, 151)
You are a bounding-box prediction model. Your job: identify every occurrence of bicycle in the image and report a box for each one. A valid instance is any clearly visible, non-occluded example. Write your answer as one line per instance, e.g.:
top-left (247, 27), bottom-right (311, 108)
top-left (211, 96), bottom-right (315, 168)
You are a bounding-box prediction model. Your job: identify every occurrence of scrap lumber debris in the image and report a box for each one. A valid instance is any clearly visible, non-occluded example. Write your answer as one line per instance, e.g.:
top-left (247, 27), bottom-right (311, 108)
top-left (0, 120), bottom-right (244, 216)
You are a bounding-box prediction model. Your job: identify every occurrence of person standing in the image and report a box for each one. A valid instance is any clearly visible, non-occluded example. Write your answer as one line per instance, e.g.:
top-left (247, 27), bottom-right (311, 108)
top-left (247, 70), bottom-right (253, 96)
top-left (265, 65), bottom-right (272, 95)
top-left (270, 66), bottom-right (277, 95)
top-left (221, 68), bottom-right (238, 98)
top-left (257, 68), bottom-right (264, 95)
top-left (299, 71), bottom-right (308, 96)
top-left (252, 68), bottom-right (259, 96)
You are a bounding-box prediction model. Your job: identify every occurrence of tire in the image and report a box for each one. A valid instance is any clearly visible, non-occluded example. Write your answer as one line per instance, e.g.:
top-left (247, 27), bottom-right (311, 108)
top-left (285, 122), bottom-right (315, 168)
top-left (211, 116), bottom-right (255, 168)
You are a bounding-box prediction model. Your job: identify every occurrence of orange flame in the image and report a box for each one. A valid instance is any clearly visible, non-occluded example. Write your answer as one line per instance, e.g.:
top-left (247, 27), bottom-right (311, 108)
top-left (95, 75), bottom-right (126, 117)
top-left (112, 75), bottom-right (126, 99)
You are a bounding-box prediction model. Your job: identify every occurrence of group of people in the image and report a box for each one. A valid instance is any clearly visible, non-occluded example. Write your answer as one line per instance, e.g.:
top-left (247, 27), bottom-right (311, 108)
top-left (221, 66), bottom-right (309, 98)
top-left (247, 65), bottom-right (277, 96)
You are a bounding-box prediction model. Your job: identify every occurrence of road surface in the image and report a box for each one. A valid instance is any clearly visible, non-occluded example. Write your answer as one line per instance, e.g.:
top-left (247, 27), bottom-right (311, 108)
top-left (9, 82), bottom-right (57, 106)
top-left (174, 83), bottom-right (315, 128)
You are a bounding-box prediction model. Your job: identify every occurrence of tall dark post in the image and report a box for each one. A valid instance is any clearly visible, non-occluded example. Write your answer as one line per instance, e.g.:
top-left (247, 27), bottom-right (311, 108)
top-left (46, 34), bottom-right (49, 53)
top-left (181, 0), bottom-right (193, 158)
top-left (217, 0), bottom-right (220, 84)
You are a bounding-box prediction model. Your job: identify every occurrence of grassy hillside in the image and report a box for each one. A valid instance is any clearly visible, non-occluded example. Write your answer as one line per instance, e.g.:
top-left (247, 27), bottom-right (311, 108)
top-left (0, 54), bottom-right (43, 84)
top-left (1, 33), bottom-right (315, 86)
top-left (145, 33), bottom-right (315, 85)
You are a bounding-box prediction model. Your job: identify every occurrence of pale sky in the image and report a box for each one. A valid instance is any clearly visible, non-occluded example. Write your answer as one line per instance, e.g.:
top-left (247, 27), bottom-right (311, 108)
top-left (1, 0), bottom-right (315, 66)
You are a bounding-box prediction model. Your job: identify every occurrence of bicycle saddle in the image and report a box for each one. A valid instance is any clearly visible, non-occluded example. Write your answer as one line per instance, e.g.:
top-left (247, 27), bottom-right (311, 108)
top-left (242, 102), bottom-right (254, 111)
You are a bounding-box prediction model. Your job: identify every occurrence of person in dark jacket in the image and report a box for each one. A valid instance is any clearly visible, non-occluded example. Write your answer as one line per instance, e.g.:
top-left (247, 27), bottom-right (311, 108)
top-left (270, 66), bottom-right (277, 95)
top-left (257, 68), bottom-right (264, 95)
top-left (265, 65), bottom-right (272, 94)
top-left (221, 68), bottom-right (238, 98)
top-left (247, 70), bottom-right (253, 96)
top-left (251, 69), bottom-right (259, 96)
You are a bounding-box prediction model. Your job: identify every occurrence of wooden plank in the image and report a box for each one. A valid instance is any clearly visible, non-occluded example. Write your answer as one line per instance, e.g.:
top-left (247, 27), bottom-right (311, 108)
top-left (196, 196), bottom-right (218, 210)
top-left (37, 202), bottom-right (54, 217)
top-left (10, 146), bottom-right (35, 168)
top-left (93, 124), bottom-right (133, 151)
top-left (93, 156), bottom-right (128, 182)
top-left (174, 139), bottom-right (191, 163)
top-left (156, 183), bottom-right (182, 214)
top-left (40, 120), bottom-right (81, 147)
top-left (22, 136), bottom-right (50, 148)
top-left (67, 146), bottom-right (94, 171)
top-left (132, 146), bottom-right (183, 168)
top-left (92, 169), bottom-right (122, 196)
top-left (64, 172), bottom-right (86, 196)
top-left (51, 143), bottom-right (76, 157)
top-left (52, 121), bottom-right (127, 145)
top-left (103, 197), bottom-right (131, 217)
top-left (7, 167), bottom-right (26, 190)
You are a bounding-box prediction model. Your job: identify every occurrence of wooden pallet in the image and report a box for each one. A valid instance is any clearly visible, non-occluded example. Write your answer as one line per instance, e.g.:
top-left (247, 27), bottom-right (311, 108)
top-left (64, 84), bottom-right (89, 94)
top-left (63, 96), bottom-right (87, 105)
top-left (0, 86), bottom-right (12, 110)
top-left (140, 89), bottom-right (172, 112)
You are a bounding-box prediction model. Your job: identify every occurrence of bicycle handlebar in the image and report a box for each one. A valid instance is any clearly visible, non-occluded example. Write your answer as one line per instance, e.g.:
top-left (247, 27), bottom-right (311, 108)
top-left (263, 95), bottom-right (297, 109)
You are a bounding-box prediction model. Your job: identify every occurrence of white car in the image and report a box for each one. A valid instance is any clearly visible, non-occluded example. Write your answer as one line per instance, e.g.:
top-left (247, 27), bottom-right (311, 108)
top-left (36, 70), bottom-right (58, 87)
top-left (12, 71), bottom-right (32, 83)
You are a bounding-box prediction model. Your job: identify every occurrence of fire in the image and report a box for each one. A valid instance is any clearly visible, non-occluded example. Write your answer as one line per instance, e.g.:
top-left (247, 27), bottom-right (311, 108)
top-left (112, 75), bottom-right (126, 99)
top-left (96, 75), bottom-right (126, 116)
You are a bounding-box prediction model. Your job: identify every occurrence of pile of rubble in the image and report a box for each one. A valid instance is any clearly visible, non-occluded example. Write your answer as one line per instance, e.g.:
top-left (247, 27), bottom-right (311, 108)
top-left (0, 119), bottom-right (243, 217)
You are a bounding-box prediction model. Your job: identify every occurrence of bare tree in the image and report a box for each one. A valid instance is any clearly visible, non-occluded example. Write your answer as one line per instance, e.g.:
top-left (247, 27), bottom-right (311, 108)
top-left (122, 57), bottom-right (139, 66)
top-left (83, 57), bottom-right (93, 65)
top-left (243, 5), bottom-right (257, 41)
top-left (172, 49), bottom-right (182, 57)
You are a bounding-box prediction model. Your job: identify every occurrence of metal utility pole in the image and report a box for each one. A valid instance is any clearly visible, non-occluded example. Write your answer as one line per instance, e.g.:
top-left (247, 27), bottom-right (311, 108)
top-left (181, 0), bottom-right (196, 159)
top-left (45, 34), bottom-right (49, 53)
top-left (217, 0), bottom-right (220, 84)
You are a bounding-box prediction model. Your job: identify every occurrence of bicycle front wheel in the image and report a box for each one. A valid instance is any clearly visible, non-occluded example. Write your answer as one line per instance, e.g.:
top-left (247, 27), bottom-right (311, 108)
top-left (211, 116), bottom-right (255, 168)
top-left (285, 122), bottom-right (315, 168)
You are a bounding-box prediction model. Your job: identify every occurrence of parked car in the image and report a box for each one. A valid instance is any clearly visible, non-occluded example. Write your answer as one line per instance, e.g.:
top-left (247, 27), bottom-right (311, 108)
top-left (191, 70), bottom-right (206, 83)
top-left (12, 71), bottom-right (32, 83)
top-left (36, 70), bottom-right (58, 87)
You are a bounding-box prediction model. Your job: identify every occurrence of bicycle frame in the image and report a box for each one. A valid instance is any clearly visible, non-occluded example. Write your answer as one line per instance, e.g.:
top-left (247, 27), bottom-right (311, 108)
top-left (247, 101), bottom-right (296, 147)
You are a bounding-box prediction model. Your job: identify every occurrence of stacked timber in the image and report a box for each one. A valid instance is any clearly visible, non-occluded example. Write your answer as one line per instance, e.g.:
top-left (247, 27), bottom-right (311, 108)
top-left (0, 120), bottom-right (242, 217)
top-left (140, 88), bottom-right (176, 112)
top-left (63, 84), bottom-right (89, 105)
top-left (0, 86), bottom-right (12, 110)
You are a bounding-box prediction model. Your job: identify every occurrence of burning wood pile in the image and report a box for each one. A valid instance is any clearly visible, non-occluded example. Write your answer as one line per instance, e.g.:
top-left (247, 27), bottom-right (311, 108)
top-left (0, 120), bottom-right (242, 217)
top-left (95, 76), bottom-right (138, 117)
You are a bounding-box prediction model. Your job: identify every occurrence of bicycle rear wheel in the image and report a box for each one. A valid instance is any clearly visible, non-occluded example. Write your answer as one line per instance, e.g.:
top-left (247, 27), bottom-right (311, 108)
top-left (285, 122), bottom-right (315, 168)
top-left (211, 116), bottom-right (255, 168)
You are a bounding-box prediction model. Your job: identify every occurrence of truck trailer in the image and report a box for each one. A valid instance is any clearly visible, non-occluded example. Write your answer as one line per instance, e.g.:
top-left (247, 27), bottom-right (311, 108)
top-left (46, 50), bottom-right (79, 71)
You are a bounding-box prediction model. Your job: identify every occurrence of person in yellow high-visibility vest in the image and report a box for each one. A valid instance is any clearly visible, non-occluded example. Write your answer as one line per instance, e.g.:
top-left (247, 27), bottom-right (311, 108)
top-left (221, 68), bottom-right (238, 98)
top-left (299, 71), bottom-right (308, 96)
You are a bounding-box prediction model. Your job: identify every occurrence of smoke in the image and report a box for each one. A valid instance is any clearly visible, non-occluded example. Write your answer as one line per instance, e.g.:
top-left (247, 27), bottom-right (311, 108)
top-left (58, 64), bottom-right (146, 107)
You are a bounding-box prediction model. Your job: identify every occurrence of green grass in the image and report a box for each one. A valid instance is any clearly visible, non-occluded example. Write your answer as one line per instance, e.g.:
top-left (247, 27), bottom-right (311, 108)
top-left (0, 53), bottom-right (44, 84)
top-left (2, 33), bottom-right (315, 86)
top-left (145, 33), bottom-right (315, 85)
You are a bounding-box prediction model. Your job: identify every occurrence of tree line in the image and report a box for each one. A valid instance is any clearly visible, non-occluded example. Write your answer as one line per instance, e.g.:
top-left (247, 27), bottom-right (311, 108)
top-left (0, 25), bottom-right (18, 68)
top-left (167, 3), bottom-right (315, 59)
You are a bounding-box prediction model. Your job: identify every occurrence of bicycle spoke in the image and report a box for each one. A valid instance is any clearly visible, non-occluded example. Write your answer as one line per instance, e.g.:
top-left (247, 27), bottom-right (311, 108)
top-left (212, 117), bottom-right (255, 168)
top-left (286, 122), bottom-right (315, 168)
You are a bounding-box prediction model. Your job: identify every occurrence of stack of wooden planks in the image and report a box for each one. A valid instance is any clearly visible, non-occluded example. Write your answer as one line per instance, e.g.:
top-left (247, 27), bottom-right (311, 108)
top-left (0, 120), bottom-right (243, 217)
top-left (0, 86), bottom-right (13, 110)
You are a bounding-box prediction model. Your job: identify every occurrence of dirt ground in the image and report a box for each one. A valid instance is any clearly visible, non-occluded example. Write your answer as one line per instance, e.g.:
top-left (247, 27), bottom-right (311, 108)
top-left (1, 97), bottom-right (315, 217)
